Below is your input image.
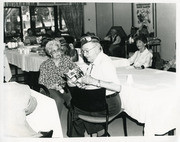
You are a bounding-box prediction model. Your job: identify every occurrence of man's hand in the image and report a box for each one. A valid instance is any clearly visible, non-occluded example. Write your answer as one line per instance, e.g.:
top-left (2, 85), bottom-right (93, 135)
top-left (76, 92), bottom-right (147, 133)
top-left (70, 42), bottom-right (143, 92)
top-left (80, 75), bottom-right (96, 85)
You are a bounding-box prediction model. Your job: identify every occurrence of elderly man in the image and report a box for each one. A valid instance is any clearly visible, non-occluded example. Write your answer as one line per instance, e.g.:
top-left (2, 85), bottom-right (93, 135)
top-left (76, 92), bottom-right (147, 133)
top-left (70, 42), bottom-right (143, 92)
top-left (104, 28), bottom-right (121, 56)
top-left (68, 35), bottom-right (122, 137)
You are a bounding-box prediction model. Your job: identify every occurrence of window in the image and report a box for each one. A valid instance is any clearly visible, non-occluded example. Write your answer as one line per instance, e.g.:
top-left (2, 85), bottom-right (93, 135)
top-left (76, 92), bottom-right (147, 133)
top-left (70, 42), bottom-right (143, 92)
top-left (21, 6), bottom-right (30, 40)
top-left (4, 7), bottom-right (23, 43)
top-left (4, 4), bottom-right (69, 42)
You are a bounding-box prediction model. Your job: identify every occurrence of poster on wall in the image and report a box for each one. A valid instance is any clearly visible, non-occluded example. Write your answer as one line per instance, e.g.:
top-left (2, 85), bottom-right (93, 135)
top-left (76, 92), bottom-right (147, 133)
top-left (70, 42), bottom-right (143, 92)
top-left (132, 3), bottom-right (155, 34)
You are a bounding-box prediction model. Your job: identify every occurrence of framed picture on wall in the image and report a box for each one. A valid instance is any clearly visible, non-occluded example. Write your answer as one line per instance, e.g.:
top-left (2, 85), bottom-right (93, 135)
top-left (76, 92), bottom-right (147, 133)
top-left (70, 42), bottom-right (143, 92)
top-left (132, 3), bottom-right (156, 35)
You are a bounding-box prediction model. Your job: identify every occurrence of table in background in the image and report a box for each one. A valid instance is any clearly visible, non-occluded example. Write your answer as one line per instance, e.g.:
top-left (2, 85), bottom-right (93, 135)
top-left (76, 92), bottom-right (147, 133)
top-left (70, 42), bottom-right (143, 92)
top-left (27, 89), bottom-right (63, 138)
top-left (5, 48), bottom-right (48, 87)
top-left (116, 65), bottom-right (179, 136)
top-left (5, 48), bottom-right (48, 72)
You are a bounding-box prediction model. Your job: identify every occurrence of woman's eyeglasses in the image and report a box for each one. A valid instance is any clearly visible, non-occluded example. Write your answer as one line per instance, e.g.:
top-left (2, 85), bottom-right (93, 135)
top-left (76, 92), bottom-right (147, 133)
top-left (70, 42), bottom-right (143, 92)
top-left (50, 48), bottom-right (62, 55)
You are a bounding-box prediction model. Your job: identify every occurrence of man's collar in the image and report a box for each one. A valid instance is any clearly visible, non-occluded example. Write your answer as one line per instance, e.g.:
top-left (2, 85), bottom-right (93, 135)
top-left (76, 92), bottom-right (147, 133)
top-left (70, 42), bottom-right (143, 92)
top-left (92, 51), bottom-right (103, 66)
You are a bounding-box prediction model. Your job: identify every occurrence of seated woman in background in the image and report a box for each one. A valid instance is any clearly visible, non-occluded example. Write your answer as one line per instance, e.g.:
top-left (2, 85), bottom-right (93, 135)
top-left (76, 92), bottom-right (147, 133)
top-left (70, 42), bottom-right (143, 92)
top-left (24, 28), bottom-right (37, 45)
top-left (128, 35), bottom-right (153, 69)
top-left (39, 39), bottom-right (81, 118)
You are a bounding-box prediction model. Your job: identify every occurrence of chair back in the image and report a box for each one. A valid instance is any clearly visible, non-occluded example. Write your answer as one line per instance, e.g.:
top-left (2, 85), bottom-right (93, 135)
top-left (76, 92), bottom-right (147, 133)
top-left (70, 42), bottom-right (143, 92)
top-left (69, 87), bottom-right (106, 112)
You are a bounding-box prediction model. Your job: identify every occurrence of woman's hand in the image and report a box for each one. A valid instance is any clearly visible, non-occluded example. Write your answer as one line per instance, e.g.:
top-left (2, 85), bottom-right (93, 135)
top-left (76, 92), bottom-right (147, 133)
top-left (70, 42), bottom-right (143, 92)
top-left (133, 65), bottom-right (144, 70)
top-left (49, 84), bottom-right (58, 90)
top-left (67, 80), bottom-right (76, 87)
top-left (49, 84), bottom-right (64, 92)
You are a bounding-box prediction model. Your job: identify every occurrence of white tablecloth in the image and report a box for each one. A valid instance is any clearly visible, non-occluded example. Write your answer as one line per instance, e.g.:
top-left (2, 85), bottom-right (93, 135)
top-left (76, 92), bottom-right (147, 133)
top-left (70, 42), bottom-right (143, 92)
top-left (5, 49), bottom-right (129, 73)
top-left (5, 49), bottom-right (48, 72)
top-left (116, 66), bottom-right (179, 136)
top-left (110, 56), bottom-right (130, 68)
top-left (27, 90), bottom-right (63, 138)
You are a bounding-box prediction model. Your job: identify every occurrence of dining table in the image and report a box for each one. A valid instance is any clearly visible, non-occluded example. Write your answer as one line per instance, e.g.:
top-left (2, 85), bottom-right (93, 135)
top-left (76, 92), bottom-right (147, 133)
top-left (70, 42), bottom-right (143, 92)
top-left (5, 45), bottom-right (49, 72)
top-left (75, 56), bottom-right (179, 136)
top-left (115, 62), bottom-right (179, 136)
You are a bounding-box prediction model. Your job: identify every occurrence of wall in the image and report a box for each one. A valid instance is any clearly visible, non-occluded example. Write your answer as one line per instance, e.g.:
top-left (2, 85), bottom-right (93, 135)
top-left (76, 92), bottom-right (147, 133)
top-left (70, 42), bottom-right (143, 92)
top-left (84, 3), bottom-right (131, 39)
top-left (84, 3), bottom-right (176, 60)
top-left (113, 3), bottom-right (132, 36)
top-left (96, 3), bottom-right (113, 38)
top-left (156, 3), bottom-right (176, 60)
top-left (84, 3), bottom-right (96, 35)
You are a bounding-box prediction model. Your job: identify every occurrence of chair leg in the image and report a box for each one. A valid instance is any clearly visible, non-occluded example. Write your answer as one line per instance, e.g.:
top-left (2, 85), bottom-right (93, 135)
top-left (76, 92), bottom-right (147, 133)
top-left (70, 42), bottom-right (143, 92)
top-left (168, 129), bottom-right (175, 136)
top-left (122, 112), bottom-right (128, 136)
top-left (101, 132), bottom-right (110, 137)
top-left (155, 128), bottom-right (175, 136)
top-left (103, 113), bottom-right (110, 137)
top-left (67, 109), bottom-right (73, 137)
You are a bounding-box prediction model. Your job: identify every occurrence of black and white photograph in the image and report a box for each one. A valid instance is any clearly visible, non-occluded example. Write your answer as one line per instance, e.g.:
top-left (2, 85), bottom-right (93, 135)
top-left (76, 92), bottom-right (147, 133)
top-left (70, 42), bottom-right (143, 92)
top-left (0, 1), bottom-right (179, 142)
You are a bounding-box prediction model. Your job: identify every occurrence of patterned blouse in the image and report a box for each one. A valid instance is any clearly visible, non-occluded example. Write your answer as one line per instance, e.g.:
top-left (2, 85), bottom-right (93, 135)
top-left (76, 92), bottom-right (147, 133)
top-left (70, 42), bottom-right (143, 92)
top-left (39, 55), bottom-right (78, 89)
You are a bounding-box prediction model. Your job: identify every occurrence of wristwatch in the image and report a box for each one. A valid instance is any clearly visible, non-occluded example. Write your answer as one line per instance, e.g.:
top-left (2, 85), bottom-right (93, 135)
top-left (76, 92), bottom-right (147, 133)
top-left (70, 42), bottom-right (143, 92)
top-left (141, 65), bottom-right (145, 69)
top-left (97, 80), bottom-right (101, 87)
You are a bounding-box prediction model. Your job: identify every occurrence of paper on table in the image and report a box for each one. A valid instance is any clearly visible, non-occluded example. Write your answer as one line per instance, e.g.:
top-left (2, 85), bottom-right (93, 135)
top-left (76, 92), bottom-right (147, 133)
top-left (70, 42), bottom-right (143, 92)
top-left (126, 74), bottom-right (134, 85)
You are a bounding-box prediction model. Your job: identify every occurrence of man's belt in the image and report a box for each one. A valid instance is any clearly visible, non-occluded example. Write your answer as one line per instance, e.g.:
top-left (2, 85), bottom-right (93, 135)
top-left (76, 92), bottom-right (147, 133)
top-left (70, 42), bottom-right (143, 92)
top-left (106, 92), bottom-right (118, 99)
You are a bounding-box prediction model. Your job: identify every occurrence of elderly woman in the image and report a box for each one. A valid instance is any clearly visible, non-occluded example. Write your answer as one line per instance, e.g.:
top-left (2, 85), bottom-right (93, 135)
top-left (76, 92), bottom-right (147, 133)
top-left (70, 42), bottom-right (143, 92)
top-left (39, 39), bottom-right (80, 118)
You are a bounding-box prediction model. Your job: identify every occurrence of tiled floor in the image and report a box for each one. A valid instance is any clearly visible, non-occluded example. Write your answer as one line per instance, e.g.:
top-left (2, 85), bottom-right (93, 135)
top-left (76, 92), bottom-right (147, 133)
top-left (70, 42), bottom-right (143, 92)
top-left (60, 106), bottom-right (144, 138)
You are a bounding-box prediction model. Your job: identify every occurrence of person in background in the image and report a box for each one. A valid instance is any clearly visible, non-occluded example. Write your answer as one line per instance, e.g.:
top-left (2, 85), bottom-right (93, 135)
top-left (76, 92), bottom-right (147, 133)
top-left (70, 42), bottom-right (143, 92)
top-left (39, 39), bottom-right (81, 118)
top-left (67, 43), bottom-right (79, 62)
top-left (128, 35), bottom-right (153, 69)
top-left (24, 28), bottom-right (37, 45)
top-left (163, 55), bottom-right (176, 72)
top-left (67, 35), bottom-right (122, 137)
top-left (104, 28), bottom-right (121, 56)
top-left (136, 25), bottom-right (150, 37)
top-left (3, 82), bottom-right (53, 138)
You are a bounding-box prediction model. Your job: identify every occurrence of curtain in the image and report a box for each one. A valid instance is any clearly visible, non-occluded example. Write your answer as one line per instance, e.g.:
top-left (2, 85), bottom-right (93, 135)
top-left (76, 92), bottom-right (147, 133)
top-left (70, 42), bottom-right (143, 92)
top-left (59, 3), bottom-right (84, 40)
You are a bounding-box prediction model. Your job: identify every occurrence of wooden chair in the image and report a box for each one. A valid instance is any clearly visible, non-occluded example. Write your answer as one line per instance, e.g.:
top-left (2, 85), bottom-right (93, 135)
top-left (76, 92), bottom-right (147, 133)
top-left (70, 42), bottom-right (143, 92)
top-left (67, 86), bottom-right (127, 137)
top-left (32, 83), bottom-right (50, 97)
top-left (78, 109), bottom-right (127, 137)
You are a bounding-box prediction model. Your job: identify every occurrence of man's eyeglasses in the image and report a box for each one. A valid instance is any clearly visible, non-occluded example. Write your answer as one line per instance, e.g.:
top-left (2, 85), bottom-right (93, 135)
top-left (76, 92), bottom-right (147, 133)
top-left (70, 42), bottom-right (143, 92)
top-left (81, 46), bottom-right (97, 55)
